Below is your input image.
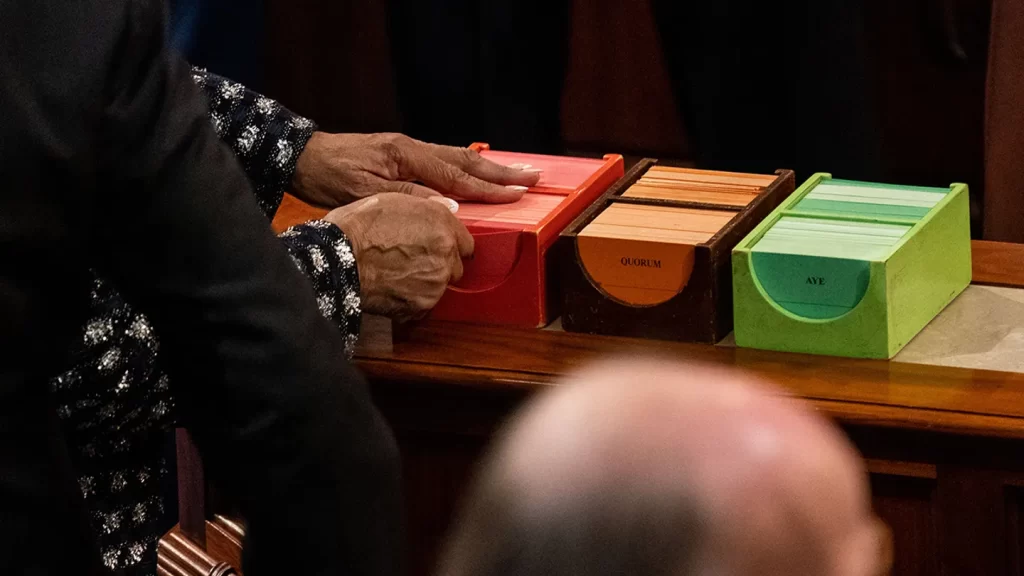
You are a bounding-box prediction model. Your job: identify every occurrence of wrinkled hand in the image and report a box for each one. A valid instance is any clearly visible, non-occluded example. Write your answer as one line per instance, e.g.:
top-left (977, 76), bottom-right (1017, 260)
top-left (292, 132), bottom-right (541, 208)
top-left (323, 193), bottom-right (474, 322)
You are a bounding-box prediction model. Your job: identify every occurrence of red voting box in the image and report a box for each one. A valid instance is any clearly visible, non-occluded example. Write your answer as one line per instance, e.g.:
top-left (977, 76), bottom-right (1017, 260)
top-left (430, 143), bottom-right (624, 327)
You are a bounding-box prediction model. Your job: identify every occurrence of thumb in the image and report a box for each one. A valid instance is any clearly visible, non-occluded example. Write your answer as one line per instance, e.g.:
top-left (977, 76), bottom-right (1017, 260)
top-left (427, 196), bottom-right (460, 214)
top-left (451, 220), bottom-right (474, 258)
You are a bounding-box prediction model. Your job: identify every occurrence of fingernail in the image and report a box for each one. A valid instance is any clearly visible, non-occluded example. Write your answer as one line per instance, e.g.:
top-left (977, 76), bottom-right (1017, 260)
top-left (506, 185), bottom-right (529, 192)
top-left (508, 163), bottom-right (533, 170)
top-left (350, 196), bottom-right (381, 213)
top-left (522, 168), bottom-right (543, 174)
top-left (430, 196), bottom-right (460, 213)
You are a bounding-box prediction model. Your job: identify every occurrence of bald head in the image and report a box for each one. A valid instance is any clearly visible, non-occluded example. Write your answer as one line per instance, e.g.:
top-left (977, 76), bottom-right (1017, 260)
top-left (438, 359), bottom-right (890, 576)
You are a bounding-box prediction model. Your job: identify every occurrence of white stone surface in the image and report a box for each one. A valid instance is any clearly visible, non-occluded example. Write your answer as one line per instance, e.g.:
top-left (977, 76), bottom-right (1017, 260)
top-left (551, 286), bottom-right (1024, 374)
top-left (895, 285), bottom-right (1024, 373)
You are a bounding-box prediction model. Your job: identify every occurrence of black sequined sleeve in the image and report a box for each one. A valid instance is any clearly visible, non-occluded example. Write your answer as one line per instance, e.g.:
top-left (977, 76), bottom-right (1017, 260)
top-left (48, 72), bottom-right (362, 575)
top-left (278, 221), bottom-right (362, 357)
top-left (191, 67), bottom-right (316, 218)
top-left (190, 67), bottom-right (362, 344)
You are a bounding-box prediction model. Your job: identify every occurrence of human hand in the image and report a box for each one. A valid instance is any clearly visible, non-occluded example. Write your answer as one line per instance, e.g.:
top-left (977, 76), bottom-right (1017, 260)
top-left (291, 132), bottom-right (541, 208)
top-left (323, 193), bottom-right (473, 322)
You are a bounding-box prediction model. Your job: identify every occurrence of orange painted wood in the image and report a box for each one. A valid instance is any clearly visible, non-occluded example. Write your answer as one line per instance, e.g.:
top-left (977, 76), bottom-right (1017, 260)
top-left (576, 235), bottom-right (695, 305)
top-left (478, 150), bottom-right (607, 192)
top-left (271, 194), bottom-right (328, 234)
top-left (455, 193), bottom-right (565, 228)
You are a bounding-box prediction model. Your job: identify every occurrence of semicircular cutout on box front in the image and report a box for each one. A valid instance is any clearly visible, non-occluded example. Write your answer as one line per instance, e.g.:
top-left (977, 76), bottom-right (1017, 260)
top-left (449, 229), bottom-right (523, 293)
top-left (749, 252), bottom-right (871, 320)
top-left (577, 236), bottom-right (695, 307)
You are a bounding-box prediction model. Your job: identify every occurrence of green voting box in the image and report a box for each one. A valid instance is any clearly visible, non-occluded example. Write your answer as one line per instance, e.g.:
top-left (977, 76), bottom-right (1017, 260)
top-left (732, 173), bottom-right (971, 359)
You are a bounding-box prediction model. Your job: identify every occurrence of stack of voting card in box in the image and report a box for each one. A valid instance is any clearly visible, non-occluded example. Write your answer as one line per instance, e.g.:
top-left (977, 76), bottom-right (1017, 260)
top-left (559, 160), bottom-right (795, 343)
top-left (792, 179), bottom-right (950, 220)
top-left (732, 174), bottom-right (971, 359)
top-left (620, 165), bottom-right (777, 206)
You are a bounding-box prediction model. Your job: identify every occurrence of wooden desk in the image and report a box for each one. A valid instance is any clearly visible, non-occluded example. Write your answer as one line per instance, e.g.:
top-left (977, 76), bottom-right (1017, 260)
top-left (159, 208), bottom-right (1024, 576)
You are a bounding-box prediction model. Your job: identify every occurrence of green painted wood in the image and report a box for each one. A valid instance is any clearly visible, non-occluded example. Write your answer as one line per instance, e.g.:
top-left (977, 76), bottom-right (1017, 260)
top-left (732, 173), bottom-right (972, 359)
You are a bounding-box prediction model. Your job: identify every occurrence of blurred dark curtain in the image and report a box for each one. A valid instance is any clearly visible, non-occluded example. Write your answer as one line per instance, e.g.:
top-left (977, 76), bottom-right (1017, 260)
top-left (388, 0), bottom-right (570, 153)
top-left (650, 0), bottom-right (882, 179)
top-left (652, 0), bottom-right (991, 235)
top-left (984, 0), bottom-right (1024, 242)
top-left (169, 0), bottom-right (266, 91)
top-left (264, 0), bottom-right (994, 236)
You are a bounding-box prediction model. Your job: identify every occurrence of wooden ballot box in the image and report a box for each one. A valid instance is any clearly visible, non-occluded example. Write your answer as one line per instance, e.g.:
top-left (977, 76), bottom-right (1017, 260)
top-left (559, 159), bottom-right (795, 343)
top-left (429, 144), bottom-right (624, 327)
top-left (733, 173), bottom-right (972, 359)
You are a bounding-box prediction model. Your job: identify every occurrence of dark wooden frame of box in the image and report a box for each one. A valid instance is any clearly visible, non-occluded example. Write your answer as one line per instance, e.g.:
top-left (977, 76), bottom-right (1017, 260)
top-left (558, 159), bottom-right (796, 343)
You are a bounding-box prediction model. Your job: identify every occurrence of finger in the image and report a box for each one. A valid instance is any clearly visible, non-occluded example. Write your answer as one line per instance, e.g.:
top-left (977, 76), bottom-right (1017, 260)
top-left (400, 152), bottom-right (527, 204)
top-left (448, 249), bottom-right (465, 284)
top-left (449, 219), bottom-right (475, 259)
top-left (406, 286), bottom-right (447, 320)
top-left (427, 196), bottom-right (459, 214)
top-left (424, 144), bottom-right (542, 187)
top-left (382, 179), bottom-right (443, 199)
top-left (383, 294), bottom-right (433, 324)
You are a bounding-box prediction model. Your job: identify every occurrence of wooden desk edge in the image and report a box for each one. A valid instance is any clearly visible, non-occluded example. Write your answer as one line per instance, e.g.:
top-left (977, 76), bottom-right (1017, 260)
top-left (970, 240), bottom-right (1024, 288)
top-left (358, 358), bottom-right (1024, 439)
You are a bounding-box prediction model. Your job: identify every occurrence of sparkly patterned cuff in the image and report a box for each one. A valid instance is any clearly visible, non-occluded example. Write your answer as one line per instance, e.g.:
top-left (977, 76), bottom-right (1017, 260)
top-left (191, 66), bottom-right (318, 219)
top-left (278, 220), bottom-right (361, 357)
top-left (258, 113), bottom-right (317, 217)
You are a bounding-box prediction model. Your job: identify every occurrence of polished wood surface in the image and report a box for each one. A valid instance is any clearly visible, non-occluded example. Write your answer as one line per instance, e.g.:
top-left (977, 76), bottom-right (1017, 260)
top-left (971, 240), bottom-right (1024, 287)
top-left (158, 526), bottom-right (237, 576)
top-left (176, 429), bottom-right (208, 546)
top-left (165, 295), bottom-right (1024, 576)
top-left (357, 320), bottom-right (1024, 439)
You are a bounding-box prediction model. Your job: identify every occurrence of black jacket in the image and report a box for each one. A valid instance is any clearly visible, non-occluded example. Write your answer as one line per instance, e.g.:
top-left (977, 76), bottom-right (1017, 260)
top-left (0, 2), bottom-right (400, 575)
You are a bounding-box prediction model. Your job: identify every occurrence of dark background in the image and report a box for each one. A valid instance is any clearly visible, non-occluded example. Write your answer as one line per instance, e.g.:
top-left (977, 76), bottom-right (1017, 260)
top-left (181, 0), bottom-right (997, 237)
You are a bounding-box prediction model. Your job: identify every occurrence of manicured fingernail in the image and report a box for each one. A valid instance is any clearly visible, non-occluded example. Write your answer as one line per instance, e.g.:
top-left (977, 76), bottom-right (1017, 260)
top-left (506, 185), bottom-right (529, 192)
top-left (429, 196), bottom-right (460, 213)
top-left (522, 168), bottom-right (543, 174)
top-left (508, 163), bottom-right (533, 170)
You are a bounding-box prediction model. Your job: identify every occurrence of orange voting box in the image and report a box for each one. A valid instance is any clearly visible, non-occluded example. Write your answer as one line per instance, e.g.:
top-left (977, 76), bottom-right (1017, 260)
top-left (431, 143), bottom-right (624, 327)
